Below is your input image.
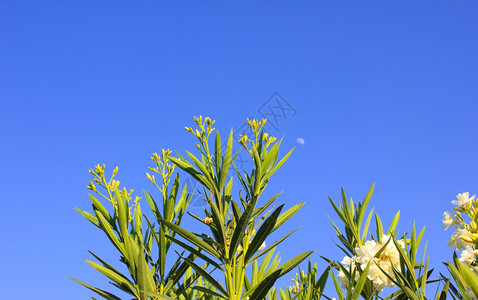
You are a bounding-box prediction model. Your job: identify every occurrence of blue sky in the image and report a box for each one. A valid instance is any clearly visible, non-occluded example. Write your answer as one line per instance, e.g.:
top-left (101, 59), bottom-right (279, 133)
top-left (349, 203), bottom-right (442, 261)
top-left (1, 1), bottom-right (478, 299)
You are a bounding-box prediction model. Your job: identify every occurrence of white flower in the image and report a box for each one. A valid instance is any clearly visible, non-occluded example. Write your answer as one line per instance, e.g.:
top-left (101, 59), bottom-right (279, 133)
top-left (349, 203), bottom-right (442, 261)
top-left (442, 211), bottom-right (454, 229)
top-left (258, 241), bottom-right (266, 251)
top-left (236, 241), bottom-right (266, 253)
top-left (448, 229), bottom-right (473, 250)
top-left (452, 192), bottom-right (475, 207)
top-left (460, 246), bottom-right (476, 264)
top-left (337, 235), bottom-right (405, 292)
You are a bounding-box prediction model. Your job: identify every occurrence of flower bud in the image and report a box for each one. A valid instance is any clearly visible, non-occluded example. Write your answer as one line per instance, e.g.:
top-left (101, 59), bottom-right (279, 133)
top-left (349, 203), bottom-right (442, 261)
top-left (471, 221), bottom-right (478, 232)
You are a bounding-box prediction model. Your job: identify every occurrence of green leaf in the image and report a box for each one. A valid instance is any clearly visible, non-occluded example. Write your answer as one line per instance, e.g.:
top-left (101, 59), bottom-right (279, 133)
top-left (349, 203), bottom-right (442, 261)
top-left (357, 184), bottom-right (374, 228)
top-left (245, 204), bottom-right (284, 263)
top-left (140, 290), bottom-right (176, 299)
top-left (214, 130), bottom-right (222, 178)
top-left (179, 253), bottom-right (229, 297)
top-left (229, 195), bottom-right (259, 258)
top-left (351, 262), bottom-right (370, 300)
top-left (248, 228), bottom-right (298, 263)
top-left (168, 156), bottom-right (211, 190)
top-left (329, 271), bottom-right (345, 300)
top-left (144, 191), bottom-right (162, 223)
top-left (94, 210), bottom-right (126, 256)
top-left (165, 175), bottom-right (180, 222)
top-left (253, 192), bottom-right (282, 219)
top-left (218, 129), bottom-right (234, 191)
top-left (164, 252), bottom-right (196, 294)
top-left (278, 251), bottom-right (314, 277)
top-left (75, 207), bottom-right (100, 227)
top-left (456, 257), bottom-right (478, 297)
top-left (361, 209), bottom-right (374, 244)
top-left (68, 277), bottom-right (122, 300)
top-left (162, 220), bottom-right (221, 260)
top-left (87, 250), bottom-right (134, 292)
top-left (86, 260), bottom-right (138, 294)
top-left (387, 211), bottom-right (400, 235)
top-left (272, 202), bottom-right (304, 232)
top-left (135, 244), bottom-right (155, 299)
top-left (375, 213), bottom-right (383, 242)
top-left (249, 269), bottom-right (282, 300)
top-left (267, 147), bottom-right (294, 178)
top-left (90, 194), bottom-right (113, 223)
top-left (192, 286), bottom-right (225, 299)
top-left (166, 234), bottom-right (223, 271)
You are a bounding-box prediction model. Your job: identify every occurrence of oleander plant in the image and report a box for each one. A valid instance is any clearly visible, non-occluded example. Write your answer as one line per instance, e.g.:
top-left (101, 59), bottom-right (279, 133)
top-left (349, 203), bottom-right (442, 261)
top-left (71, 117), bottom-right (478, 300)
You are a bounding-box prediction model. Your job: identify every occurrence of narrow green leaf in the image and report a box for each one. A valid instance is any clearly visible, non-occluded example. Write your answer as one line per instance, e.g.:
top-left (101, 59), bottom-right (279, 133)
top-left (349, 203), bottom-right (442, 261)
top-left (278, 251), bottom-right (314, 277)
top-left (248, 228), bottom-right (298, 264)
top-left (352, 262), bottom-right (370, 300)
top-left (94, 210), bottom-right (126, 256)
top-left (375, 213), bottom-right (383, 242)
top-left (272, 202), bottom-right (304, 232)
top-left (267, 147), bottom-right (294, 178)
top-left (166, 234), bottom-right (223, 271)
top-left (179, 253), bottom-right (229, 297)
top-left (193, 286), bottom-right (225, 299)
top-left (68, 277), bottom-right (122, 300)
top-left (75, 207), bottom-right (100, 227)
top-left (456, 258), bottom-right (478, 297)
top-left (168, 156), bottom-right (211, 190)
top-left (218, 129), bottom-right (234, 191)
top-left (87, 250), bottom-right (134, 289)
top-left (90, 194), bottom-right (113, 223)
top-left (357, 184), bottom-right (374, 228)
top-left (387, 211), bottom-right (400, 235)
top-left (249, 269), bottom-right (282, 300)
top-left (86, 261), bottom-right (137, 296)
top-left (361, 209), bottom-right (374, 244)
top-left (229, 195), bottom-right (259, 258)
top-left (162, 220), bottom-right (221, 259)
top-left (245, 205), bottom-right (284, 263)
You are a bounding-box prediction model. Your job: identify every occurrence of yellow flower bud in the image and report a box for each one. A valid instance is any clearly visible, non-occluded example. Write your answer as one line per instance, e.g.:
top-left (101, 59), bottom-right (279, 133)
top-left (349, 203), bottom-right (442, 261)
top-left (87, 181), bottom-right (96, 191)
top-left (112, 166), bottom-right (118, 177)
top-left (146, 173), bottom-right (154, 183)
top-left (471, 221), bottom-right (478, 232)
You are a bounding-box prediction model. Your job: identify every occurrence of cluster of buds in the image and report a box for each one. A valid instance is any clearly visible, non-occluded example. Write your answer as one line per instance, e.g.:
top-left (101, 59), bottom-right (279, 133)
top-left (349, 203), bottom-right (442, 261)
top-left (237, 119), bottom-right (277, 152)
top-left (87, 164), bottom-right (120, 197)
top-left (288, 271), bottom-right (307, 294)
top-left (87, 164), bottom-right (138, 218)
top-left (185, 116), bottom-right (215, 140)
top-left (443, 192), bottom-right (478, 264)
top-left (247, 118), bottom-right (266, 139)
top-left (147, 149), bottom-right (175, 190)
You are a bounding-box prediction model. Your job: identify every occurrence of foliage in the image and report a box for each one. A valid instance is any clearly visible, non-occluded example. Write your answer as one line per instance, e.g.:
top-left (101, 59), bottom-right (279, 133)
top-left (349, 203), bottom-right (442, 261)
top-left (70, 153), bottom-right (194, 299)
top-left (164, 117), bottom-right (312, 299)
top-left (71, 116), bottom-right (478, 300)
top-left (325, 185), bottom-right (436, 300)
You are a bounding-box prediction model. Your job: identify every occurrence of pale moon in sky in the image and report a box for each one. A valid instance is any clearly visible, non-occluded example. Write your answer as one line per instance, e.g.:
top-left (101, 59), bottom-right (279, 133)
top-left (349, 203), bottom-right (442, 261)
top-left (296, 138), bottom-right (305, 145)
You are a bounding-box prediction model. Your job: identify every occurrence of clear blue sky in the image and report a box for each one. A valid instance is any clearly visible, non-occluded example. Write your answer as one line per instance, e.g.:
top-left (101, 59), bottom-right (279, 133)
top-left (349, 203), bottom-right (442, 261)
top-left (1, 1), bottom-right (478, 299)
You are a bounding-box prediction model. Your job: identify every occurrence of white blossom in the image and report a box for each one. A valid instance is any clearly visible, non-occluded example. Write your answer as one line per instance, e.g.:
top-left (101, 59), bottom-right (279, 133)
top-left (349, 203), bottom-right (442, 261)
top-left (459, 246), bottom-right (476, 264)
top-left (337, 235), bottom-right (405, 292)
top-left (452, 192), bottom-right (475, 207)
top-left (448, 229), bottom-right (473, 251)
top-left (258, 241), bottom-right (266, 251)
top-left (442, 211), bottom-right (454, 229)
